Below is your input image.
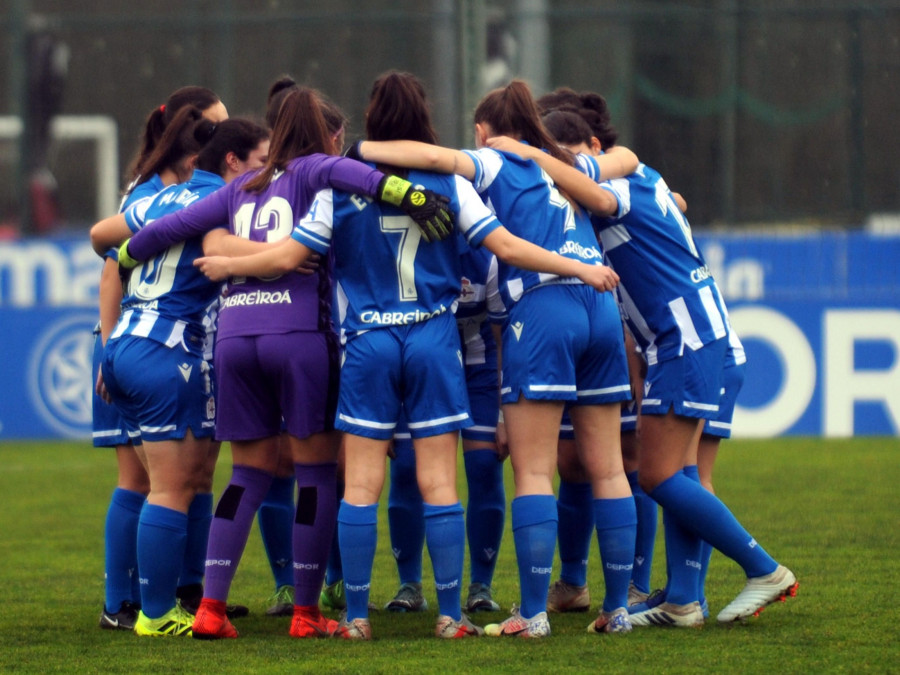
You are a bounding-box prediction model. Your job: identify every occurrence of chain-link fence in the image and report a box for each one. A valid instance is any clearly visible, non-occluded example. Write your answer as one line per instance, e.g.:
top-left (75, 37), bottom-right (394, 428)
top-left (2, 0), bottom-right (899, 232)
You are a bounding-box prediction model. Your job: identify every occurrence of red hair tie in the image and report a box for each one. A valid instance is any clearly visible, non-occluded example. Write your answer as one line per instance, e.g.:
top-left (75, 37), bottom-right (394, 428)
top-left (159, 104), bottom-right (166, 113)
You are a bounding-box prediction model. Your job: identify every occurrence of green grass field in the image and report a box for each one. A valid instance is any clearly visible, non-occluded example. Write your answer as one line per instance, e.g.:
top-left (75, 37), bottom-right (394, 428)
top-left (1, 438), bottom-right (898, 674)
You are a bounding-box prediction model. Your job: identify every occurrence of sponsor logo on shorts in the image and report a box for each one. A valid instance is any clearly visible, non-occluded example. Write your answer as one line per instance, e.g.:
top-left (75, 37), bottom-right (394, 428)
top-left (222, 290), bottom-right (293, 308)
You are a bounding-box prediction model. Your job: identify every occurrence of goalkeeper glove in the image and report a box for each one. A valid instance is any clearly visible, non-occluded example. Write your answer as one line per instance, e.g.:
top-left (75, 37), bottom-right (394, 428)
top-left (117, 239), bottom-right (139, 269)
top-left (377, 175), bottom-right (453, 243)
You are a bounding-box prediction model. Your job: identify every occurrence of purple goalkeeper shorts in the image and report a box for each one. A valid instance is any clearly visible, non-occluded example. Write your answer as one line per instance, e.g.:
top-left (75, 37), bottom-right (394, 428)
top-left (214, 330), bottom-right (339, 441)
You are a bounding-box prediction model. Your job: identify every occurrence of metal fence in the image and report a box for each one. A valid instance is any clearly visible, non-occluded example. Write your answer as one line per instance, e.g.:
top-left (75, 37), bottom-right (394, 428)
top-left (2, 0), bottom-right (899, 232)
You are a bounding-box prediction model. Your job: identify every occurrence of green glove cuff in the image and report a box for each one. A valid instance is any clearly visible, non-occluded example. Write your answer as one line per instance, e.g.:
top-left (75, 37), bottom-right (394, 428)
top-left (118, 239), bottom-right (138, 269)
top-left (378, 175), bottom-right (412, 207)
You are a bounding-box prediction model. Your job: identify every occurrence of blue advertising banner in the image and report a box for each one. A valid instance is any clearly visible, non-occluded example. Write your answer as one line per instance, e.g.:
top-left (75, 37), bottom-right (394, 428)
top-left (0, 230), bottom-right (897, 439)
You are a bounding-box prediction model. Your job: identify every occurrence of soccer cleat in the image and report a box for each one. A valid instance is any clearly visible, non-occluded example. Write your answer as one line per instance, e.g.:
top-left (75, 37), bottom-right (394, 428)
top-left (266, 585), bottom-right (295, 617)
top-left (717, 565), bottom-right (798, 623)
top-left (464, 583), bottom-right (501, 613)
top-left (627, 582), bottom-right (650, 608)
top-left (587, 607), bottom-right (633, 634)
top-left (627, 588), bottom-right (665, 614)
top-left (134, 605), bottom-right (194, 637)
top-left (629, 600), bottom-right (705, 628)
top-left (99, 600), bottom-right (139, 631)
top-left (320, 579), bottom-right (346, 611)
top-left (290, 606), bottom-right (339, 638)
top-left (192, 599), bottom-right (238, 640)
top-left (546, 579), bottom-right (590, 613)
top-left (332, 615), bottom-right (373, 641)
top-left (385, 582), bottom-right (428, 612)
top-left (435, 613), bottom-right (485, 639)
top-left (484, 606), bottom-right (551, 638)
top-left (177, 583), bottom-right (249, 619)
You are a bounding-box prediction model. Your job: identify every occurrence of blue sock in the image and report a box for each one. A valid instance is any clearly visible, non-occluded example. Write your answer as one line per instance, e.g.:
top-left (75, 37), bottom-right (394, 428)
top-left (594, 497), bottom-right (637, 611)
top-left (388, 439), bottom-right (424, 585)
top-left (681, 464), bottom-right (714, 604)
top-left (138, 504), bottom-right (187, 618)
top-left (511, 495), bottom-right (558, 619)
top-left (325, 479), bottom-right (344, 586)
top-left (556, 481), bottom-right (593, 587)
top-left (424, 502), bottom-right (465, 621)
top-left (104, 488), bottom-right (145, 613)
top-left (464, 450), bottom-right (505, 586)
top-left (337, 501), bottom-right (378, 621)
top-left (628, 470), bottom-right (657, 594)
top-left (650, 472), bottom-right (777, 579)
top-left (258, 475), bottom-right (295, 589)
top-left (180, 492), bottom-right (213, 590)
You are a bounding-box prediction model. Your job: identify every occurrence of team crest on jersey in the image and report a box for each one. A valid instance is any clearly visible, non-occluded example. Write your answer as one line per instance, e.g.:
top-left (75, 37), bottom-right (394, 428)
top-left (178, 362), bottom-right (193, 382)
top-left (511, 321), bottom-right (524, 341)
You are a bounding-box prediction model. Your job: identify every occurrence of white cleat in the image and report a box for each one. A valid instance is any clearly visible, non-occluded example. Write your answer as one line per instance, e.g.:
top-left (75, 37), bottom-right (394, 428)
top-left (717, 565), bottom-right (799, 623)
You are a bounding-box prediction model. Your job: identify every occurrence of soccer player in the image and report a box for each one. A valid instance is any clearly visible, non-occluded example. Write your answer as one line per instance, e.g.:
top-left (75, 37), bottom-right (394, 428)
top-left (384, 237), bottom-right (507, 616)
top-left (95, 87), bottom-right (228, 632)
top-left (113, 86), bottom-right (455, 640)
top-left (191, 71), bottom-right (621, 640)
top-left (91, 114), bottom-right (271, 637)
top-left (490, 110), bottom-right (798, 627)
top-left (353, 79), bottom-right (639, 637)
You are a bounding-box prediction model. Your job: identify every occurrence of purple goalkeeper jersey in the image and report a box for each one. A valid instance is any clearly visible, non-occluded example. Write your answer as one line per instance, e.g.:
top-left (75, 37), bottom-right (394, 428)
top-left (125, 153), bottom-right (386, 339)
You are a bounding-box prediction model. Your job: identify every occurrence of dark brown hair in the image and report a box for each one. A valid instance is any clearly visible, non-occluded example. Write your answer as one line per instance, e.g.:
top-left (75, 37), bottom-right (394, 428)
top-left (542, 108), bottom-right (594, 148)
top-left (243, 87), bottom-right (332, 193)
top-left (365, 70), bottom-right (438, 144)
top-left (537, 87), bottom-right (618, 149)
top-left (135, 105), bottom-right (205, 184)
top-left (195, 118), bottom-right (270, 178)
top-left (474, 79), bottom-right (573, 166)
top-left (126, 86), bottom-right (221, 184)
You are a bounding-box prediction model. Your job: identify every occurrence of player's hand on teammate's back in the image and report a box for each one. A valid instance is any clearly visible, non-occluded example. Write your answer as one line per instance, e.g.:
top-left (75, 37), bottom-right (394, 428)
top-left (376, 175), bottom-right (454, 243)
top-left (578, 263), bottom-right (619, 293)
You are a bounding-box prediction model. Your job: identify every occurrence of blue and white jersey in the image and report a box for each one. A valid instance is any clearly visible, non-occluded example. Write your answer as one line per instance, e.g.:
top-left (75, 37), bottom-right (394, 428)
top-left (119, 173), bottom-right (166, 216)
top-left (594, 163), bottom-right (728, 365)
top-left (109, 169), bottom-right (224, 357)
top-left (456, 237), bottom-right (498, 367)
top-left (294, 170), bottom-right (499, 341)
top-left (463, 147), bottom-right (605, 318)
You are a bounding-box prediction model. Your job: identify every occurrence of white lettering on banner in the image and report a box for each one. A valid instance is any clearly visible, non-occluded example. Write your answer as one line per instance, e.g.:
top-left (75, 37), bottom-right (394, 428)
top-left (730, 306), bottom-right (816, 437)
top-left (702, 243), bottom-right (765, 300)
top-left (0, 241), bottom-right (101, 307)
top-left (824, 310), bottom-right (900, 436)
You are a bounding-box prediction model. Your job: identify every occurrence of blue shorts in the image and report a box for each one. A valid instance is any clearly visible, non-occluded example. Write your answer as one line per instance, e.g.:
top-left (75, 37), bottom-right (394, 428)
top-left (641, 337), bottom-right (728, 420)
top-left (92, 330), bottom-right (140, 447)
top-left (703, 360), bottom-right (747, 439)
top-left (102, 335), bottom-right (216, 442)
top-left (337, 313), bottom-right (472, 440)
top-left (559, 408), bottom-right (575, 441)
top-left (500, 284), bottom-right (630, 406)
top-left (462, 361), bottom-right (499, 443)
top-left (214, 331), bottom-right (338, 441)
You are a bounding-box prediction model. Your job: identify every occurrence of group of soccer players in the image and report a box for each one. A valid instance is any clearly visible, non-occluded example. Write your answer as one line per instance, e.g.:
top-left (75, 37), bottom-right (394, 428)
top-left (90, 69), bottom-right (797, 641)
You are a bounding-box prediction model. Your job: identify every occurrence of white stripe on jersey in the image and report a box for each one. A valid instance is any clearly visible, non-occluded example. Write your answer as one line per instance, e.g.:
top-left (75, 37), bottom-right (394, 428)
top-left (668, 297), bottom-right (703, 351)
top-left (599, 223), bottom-right (632, 252)
top-left (617, 284), bottom-right (659, 364)
top-left (699, 286), bottom-right (727, 340)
